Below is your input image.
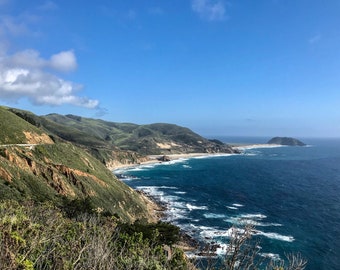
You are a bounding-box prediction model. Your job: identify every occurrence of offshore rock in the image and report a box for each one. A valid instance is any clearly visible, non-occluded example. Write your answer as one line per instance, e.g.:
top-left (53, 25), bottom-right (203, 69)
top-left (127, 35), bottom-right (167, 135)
top-left (267, 137), bottom-right (306, 146)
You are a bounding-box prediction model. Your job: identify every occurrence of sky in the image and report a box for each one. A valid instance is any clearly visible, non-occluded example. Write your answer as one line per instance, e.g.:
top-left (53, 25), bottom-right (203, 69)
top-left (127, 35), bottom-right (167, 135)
top-left (0, 0), bottom-right (340, 138)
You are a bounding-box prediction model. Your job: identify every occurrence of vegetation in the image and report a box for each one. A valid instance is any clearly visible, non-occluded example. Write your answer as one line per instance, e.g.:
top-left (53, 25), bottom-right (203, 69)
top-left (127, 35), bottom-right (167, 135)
top-left (0, 142), bottom-right (153, 222)
top-left (0, 200), bottom-right (191, 270)
top-left (217, 225), bottom-right (307, 270)
top-left (0, 106), bottom-right (307, 269)
top-left (118, 220), bottom-right (181, 246)
top-left (0, 107), bottom-right (45, 144)
top-left (0, 200), bottom-right (307, 270)
top-left (40, 113), bottom-right (234, 155)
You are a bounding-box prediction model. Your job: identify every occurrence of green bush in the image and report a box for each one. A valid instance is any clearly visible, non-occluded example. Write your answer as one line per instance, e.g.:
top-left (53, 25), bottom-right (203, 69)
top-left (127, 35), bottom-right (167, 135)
top-left (118, 220), bottom-right (181, 246)
top-left (0, 200), bottom-right (189, 270)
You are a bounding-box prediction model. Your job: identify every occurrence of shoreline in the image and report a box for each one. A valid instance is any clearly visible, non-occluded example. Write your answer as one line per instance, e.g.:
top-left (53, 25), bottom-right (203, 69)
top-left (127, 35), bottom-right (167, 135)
top-left (112, 152), bottom-right (235, 171)
top-left (112, 144), bottom-right (283, 172)
top-left (113, 144), bottom-right (284, 256)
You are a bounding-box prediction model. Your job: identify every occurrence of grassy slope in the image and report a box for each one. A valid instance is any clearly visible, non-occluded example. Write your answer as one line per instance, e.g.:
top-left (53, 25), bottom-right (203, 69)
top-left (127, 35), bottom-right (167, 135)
top-left (43, 114), bottom-right (231, 155)
top-left (0, 106), bottom-right (46, 144)
top-left (0, 108), bottom-right (151, 222)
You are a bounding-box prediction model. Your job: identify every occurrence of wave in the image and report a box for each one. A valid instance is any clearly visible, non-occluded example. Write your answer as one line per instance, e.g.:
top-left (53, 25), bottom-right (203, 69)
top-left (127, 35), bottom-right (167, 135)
top-left (225, 212), bottom-right (282, 227)
top-left (225, 217), bottom-right (282, 227)
top-left (256, 231), bottom-right (295, 242)
top-left (186, 203), bottom-right (208, 211)
top-left (232, 203), bottom-right (244, 207)
top-left (158, 186), bottom-right (178, 189)
top-left (239, 213), bottom-right (267, 219)
top-left (203, 213), bottom-right (228, 219)
top-left (260, 253), bottom-right (281, 260)
top-left (160, 159), bottom-right (188, 166)
top-left (234, 144), bottom-right (285, 151)
top-left (174, 191), bottom-right (187, 195)
top-left (193, 154), bottom-right (235, 160)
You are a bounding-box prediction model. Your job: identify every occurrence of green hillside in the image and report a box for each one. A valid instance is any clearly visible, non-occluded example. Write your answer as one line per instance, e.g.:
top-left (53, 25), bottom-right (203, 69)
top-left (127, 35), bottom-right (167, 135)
top-left (0, 106), bottom-right (49, 144)
top-left (42, 113), bottom-right (234, 155)
top-left (0, 105), bottom-right (234, 220)
top-left (0, 107), bottom-right (154, 222)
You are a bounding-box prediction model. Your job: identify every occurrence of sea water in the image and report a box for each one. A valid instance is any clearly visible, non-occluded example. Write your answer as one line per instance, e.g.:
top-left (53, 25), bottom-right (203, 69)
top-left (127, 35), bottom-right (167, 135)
top-left (117, 138), bottom-right (340, 269)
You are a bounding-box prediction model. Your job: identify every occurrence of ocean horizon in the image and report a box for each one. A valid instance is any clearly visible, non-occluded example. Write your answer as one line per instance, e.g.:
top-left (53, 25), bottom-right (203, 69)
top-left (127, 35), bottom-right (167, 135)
top-left (117, 137), bottom-right (340, 269)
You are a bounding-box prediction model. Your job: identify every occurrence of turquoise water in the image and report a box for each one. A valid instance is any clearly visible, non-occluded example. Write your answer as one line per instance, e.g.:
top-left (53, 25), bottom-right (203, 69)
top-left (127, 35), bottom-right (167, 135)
top-left (118, 138), bottom-right (340, 269)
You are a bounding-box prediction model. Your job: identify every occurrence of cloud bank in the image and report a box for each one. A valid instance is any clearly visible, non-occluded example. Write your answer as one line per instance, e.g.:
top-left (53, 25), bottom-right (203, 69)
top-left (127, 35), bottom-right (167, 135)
top-left (191, 0), bottom-right (226, 21)
top-left (0, 49), bottom-right (98, 108)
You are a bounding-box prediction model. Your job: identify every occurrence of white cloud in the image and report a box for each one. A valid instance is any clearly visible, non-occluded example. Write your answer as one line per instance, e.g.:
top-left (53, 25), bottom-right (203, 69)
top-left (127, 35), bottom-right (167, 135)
top-left (0, 49), bottom-right (99, 109)
top-left (0, 3), bottom-right (98, 109)
top-left (7, 49), bottom-right (45, 69)
top-left (50, 51), bottom-right (77, 72)
top-left (192, 0), bottom-right (227, 21)
top-left (3, 49), bottom-right (78, 72)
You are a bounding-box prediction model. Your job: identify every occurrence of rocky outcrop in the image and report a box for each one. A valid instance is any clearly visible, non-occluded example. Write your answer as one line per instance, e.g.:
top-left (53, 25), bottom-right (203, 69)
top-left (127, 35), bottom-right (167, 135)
top-left (0, 144), bottom-right (155, 222)
top-left (267, 137), bottom-right (306, 146)
top-left (157, 155), bottom-right (171, 162)
top-left (23, 131), bottom-right (54, 145)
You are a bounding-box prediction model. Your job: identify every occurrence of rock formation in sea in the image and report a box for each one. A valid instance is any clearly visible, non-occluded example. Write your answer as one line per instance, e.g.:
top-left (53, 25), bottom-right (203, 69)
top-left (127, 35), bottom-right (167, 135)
top-left (267, 137), bottom-right (306, 146)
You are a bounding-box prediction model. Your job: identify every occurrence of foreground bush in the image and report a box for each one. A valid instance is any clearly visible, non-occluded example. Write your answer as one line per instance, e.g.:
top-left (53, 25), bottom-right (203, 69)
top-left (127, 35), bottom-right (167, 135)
top-left (0, 200), bottom-right (191, 270)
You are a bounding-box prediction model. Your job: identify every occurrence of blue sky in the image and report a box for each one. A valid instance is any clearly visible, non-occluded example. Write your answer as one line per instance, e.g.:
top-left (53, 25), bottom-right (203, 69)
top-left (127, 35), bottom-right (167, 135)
top-left (0, 0), bottom-right (340, 137)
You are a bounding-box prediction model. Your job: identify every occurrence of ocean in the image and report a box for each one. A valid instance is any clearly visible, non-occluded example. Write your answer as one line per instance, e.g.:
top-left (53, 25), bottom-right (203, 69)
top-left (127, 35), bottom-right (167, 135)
top-left (116, 137), bottom-right (340, 269)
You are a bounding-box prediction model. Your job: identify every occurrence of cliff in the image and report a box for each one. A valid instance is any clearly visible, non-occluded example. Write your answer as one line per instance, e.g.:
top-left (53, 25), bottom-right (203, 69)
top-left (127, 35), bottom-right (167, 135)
top-left (0, 107), bottom-right (156, 222)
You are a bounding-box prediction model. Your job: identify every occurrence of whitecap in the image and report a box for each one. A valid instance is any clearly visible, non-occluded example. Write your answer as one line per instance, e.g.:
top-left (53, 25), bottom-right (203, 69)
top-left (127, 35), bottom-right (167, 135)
top-left (160, 159), bottom-right (188, 165)
top-left (186, 203), bottom-right (208, 211)
top-left (158, 186), bottom-right (178, 190)
top-left (239, 213), bottom-right (267, 219)
top-left (203, 213), bottom-right (227, 219)
top-left (127, 167), bottom-right (147, 172)
top-left (193, 154), bottom-right (234, 160)
top-left (233, 144), bottom-right (284, 151)
top-left (227, 206), bottom-right (238, 210)
top-left (199, 226), bottom-right (240, 239)
top-left (225, 217), bottom-right (282, 227)
top-left (215, 243), bottom-right (230, 255)
top-left (174, 191), bottom-right (187, 195)
top-left (232, 203), bottom-right (244, 207)
top-left (256, 231), bottom-right (295, 242)
top-left (260, 253), bottom-right (281, 260)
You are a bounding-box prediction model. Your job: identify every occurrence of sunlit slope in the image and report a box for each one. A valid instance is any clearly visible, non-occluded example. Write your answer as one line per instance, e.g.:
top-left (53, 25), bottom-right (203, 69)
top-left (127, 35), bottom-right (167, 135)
top-left (43, 114), bottom-right (234, 155)
top-left (0, 106), bottom-right (53, 145)
top-left (0, 107), bottom-right (153, 222)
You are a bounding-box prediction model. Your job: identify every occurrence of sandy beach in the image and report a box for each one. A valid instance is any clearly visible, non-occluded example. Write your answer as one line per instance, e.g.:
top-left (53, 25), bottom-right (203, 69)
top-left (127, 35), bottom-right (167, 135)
top-left (112, 152), bottom-right (235, 171)
top-left (112, 144), bottom-right (283, 171)
top-left (231, 143), bottom-right (282, 151)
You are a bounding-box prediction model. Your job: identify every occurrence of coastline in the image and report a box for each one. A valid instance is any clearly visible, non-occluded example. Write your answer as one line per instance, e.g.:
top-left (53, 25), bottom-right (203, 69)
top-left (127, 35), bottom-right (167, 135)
top-left (112, 143), bottom-right (283, 172)
top-left (112, 152), bottom-right (236, 171)
top-left (113, 144), bottom-right (284, 256)
top-left (231, 143), bottom-right (282, 151)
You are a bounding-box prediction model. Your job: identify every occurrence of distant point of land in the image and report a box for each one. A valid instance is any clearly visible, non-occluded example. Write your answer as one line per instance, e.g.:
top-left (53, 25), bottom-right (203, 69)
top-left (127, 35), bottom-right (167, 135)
top-left (267, 137), bottom-right (306, 146)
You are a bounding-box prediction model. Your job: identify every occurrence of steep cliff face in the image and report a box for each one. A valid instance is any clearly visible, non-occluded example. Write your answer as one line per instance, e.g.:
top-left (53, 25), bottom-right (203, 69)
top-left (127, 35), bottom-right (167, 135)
top-left (23, 131), bottom-right (54, 144)
top-left (0, 143), bottom-right (155, 222)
